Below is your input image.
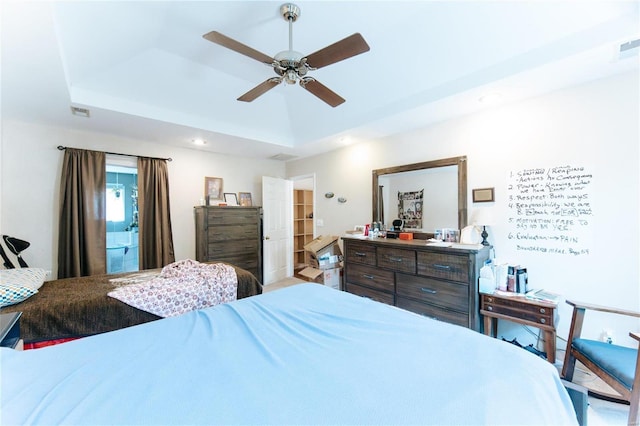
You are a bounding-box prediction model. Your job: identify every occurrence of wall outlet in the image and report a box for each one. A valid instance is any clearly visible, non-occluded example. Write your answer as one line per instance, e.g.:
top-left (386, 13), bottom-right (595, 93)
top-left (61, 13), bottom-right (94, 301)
top-left (316, 218), bottom-right (324, 227)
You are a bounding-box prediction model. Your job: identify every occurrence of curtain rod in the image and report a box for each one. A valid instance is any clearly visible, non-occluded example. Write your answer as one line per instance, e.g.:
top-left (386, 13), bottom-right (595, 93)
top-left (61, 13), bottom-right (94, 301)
top-left (57, 145), bottom-right (172, 162)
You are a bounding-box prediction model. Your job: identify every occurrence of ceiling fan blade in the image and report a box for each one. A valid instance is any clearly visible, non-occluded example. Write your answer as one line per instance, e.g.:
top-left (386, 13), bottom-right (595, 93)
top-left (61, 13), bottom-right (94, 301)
top-left (238, 78), bottom-right (282, 102)
top-left (304, 33), bottom-right (370, 69)
top-left (300, 78), bottom-right (345, 107)
top-left (203, 31), bottom-right (274, 64)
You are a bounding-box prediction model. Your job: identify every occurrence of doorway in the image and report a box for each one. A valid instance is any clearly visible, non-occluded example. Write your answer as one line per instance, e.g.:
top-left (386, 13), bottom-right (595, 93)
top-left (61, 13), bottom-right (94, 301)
top-left (291, 175), bottom-right (315, 277)
top-left (261, 174), bottom-right (316, 285)
top-left (106, 157), bottom-right (139, 274)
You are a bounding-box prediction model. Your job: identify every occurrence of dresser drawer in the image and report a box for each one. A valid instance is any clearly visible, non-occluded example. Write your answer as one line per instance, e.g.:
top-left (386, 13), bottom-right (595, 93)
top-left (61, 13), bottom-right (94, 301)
top-left (344, 242), bottom-right (377, 266)
top-left (396, 273), bottom-right (468, 312)
top-left (207, 209), bottom-right (259, 225)
top-left (345, 283), bottom-right (394, 306)
top-left (396, 297), bottom-right (469, 328)
top-left (417, 252), bottom-right (469, 283)
top-left (377, 247), bottom-right (416, 274)
top-left (345, 263), bottom-right (394, 292)
top-left (207, 225), bottom-right (258, 242)
top-left (482, 295), bottom-right (554, 326)
top-left (207, 240), bottom-right (259, 257)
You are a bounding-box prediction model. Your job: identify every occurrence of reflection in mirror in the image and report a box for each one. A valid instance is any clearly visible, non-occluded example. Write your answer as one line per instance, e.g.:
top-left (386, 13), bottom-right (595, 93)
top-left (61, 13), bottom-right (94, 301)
top-left (379, 166), bottom-right (457, 232)
top-left (372, 156), bottom-right (467, 235)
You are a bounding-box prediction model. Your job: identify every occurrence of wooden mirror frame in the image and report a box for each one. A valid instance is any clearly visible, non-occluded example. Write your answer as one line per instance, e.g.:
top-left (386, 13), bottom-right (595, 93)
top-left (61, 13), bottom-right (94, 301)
top-left (372, 156), bottom-right (468, 233)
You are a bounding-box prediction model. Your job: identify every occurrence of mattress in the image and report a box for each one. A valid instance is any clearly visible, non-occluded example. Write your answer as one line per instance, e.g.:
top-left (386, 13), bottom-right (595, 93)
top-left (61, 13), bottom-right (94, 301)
top-left (0, 283), bottom-right (577, 425)
top-left (0, 262), bottom-right (262, 343)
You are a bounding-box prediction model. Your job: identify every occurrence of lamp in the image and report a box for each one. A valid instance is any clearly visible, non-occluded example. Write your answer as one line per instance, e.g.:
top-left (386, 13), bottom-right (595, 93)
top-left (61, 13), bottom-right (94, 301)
top-left (470, 208), bottom-right (494, 246)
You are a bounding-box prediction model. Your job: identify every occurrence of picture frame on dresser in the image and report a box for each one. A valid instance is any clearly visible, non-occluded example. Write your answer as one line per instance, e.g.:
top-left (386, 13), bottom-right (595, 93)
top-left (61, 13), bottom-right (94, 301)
top-left (204, 177), bottom-right (223, 201)
top-left (224, 193), bottom-right (239, 206)
top-left (238, 192), bottom-right (252, 207)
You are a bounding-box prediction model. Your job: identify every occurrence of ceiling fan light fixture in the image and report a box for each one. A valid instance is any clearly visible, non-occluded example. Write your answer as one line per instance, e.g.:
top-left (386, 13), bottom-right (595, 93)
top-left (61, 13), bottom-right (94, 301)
top-left (285, 70), bottom-right (298, 84)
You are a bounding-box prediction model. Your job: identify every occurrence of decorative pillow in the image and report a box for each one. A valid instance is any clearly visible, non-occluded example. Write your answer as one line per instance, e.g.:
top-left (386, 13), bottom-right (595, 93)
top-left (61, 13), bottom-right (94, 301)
top-left (0, 284), bottom-right (37, 307)
top-left (0, 268), bottom-right (49, 291)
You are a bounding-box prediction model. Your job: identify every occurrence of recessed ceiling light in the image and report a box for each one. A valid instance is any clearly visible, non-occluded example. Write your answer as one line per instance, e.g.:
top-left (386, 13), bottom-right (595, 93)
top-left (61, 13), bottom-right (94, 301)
top-left (478, 92), bottom-right (503, 104)
top-left (192, 138), bottom-right (207, 146)
top-left (70, 106), bottom-right (90, 117)
top-left (338, 136), bottom-right (352, 145)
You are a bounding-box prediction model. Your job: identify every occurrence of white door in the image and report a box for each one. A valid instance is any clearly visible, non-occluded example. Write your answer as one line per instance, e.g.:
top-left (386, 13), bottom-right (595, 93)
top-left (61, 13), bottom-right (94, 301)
top-left (262, 176), bottom-right (292, 285)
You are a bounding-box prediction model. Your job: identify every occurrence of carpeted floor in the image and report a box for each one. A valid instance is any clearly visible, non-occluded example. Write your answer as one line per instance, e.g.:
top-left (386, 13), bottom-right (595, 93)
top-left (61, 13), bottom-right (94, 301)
top-left (263, 277), bottom-right (307, 292)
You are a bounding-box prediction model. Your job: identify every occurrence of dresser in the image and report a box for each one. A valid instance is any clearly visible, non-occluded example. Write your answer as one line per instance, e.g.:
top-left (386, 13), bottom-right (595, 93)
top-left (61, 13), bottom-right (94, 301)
top-left (342, 236), bottom-right (490, 331)
top-left (194, 206), bottom-right (263, 283)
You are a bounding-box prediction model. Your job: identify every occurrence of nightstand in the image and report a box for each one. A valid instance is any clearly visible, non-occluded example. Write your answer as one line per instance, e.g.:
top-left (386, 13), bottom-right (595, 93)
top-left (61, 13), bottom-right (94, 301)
top-left (480, 293), bottom-right (557, 363)
top-left (1, 312), bottom-right (23, 350)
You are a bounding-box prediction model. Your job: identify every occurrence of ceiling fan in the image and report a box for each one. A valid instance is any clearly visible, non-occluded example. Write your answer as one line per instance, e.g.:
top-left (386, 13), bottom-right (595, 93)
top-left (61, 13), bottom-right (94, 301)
top-left (203, 3), bottom-right (370, 107)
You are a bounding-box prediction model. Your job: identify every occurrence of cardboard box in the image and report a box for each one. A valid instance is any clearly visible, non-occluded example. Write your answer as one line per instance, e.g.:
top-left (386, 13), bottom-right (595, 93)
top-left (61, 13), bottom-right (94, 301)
top-left (304, 235), bottom-right (343, 270)
top-left (298, 267), bottom-right (341, 290)
top-left (399, 232), bottom-right (414, 240)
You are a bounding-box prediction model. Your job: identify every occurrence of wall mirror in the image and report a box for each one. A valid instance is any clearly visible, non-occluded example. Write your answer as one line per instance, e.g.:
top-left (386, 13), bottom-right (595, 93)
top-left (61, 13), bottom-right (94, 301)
top-left (372, 156), bottom-right (467, 234)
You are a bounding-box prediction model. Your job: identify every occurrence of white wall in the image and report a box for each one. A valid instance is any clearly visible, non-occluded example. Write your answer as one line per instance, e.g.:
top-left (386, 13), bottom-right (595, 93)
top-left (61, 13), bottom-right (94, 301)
top-left (0, 120), bottom-right (286, 277)
top-left (286, 71), bottom-right (639, 348)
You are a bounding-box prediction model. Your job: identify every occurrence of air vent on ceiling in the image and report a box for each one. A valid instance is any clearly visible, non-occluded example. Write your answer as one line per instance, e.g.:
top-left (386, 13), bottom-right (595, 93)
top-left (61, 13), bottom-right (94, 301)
top-left (619, 38), bottom-right (640, 60)
top-left (70, 106), bottom-right (90, 118)
top-left (270, 153), bottom-right (298, 161)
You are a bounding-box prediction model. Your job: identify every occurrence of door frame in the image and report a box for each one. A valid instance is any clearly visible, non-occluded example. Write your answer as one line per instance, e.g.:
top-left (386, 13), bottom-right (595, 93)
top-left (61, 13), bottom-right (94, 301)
top-left (290, 173), bottom-right (316, 275)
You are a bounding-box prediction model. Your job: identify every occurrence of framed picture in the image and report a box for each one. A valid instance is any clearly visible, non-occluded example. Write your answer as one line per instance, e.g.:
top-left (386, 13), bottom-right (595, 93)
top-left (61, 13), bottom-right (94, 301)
top-left (224, 192), bottom-right (239, 206)
top-left (238, 192), bottom-right (253, 207)
top-left (472, 187), bottom-right (495, 203)
top-left (204, 177), bottom-right (223, 201)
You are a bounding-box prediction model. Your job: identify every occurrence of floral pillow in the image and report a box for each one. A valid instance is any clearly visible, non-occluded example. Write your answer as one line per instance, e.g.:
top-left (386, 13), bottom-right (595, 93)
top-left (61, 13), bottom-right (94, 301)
top-left (0, 268), bottom-right (49, 291)
top-left (0, 283), bottom-right (37, 307)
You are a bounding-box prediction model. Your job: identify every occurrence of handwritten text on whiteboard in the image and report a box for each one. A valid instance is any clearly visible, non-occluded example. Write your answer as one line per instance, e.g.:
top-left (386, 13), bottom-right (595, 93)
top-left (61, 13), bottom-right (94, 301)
top-left (506, 165), bottom-right (593, 256)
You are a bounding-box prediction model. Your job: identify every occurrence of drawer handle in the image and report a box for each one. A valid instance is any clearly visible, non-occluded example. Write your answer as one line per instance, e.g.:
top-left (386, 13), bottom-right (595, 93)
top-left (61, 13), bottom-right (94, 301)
top-left (355, 252), bottom-right (367, 257)
top-left (433, 264), bottom-right (451, 270)
top-left (540, 318), bottom-right (546, 324)
top-left (362, 274), bottom-right (375, 280)
top-left (539, 308), bottom-right (546, 314)
top-left (387, 257), bottom-right (403, 263)
top-left (420, 287), bottom-right (437, 294)
top-left (420, 313), bottom-right (438, 320)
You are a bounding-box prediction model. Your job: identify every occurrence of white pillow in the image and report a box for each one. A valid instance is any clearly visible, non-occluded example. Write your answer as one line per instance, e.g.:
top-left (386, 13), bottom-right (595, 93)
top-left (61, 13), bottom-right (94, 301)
top-left (0, 268), bottom-right (49, 291)
top-left (0, 283), bottom-right (37, 307)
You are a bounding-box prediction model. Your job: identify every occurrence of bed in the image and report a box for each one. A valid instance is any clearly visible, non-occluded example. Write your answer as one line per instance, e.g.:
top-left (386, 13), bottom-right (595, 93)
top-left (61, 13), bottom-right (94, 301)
top-left (1, 283), bottom-right (577, 425)
top-left (0, 262), bottom-right (262, 345)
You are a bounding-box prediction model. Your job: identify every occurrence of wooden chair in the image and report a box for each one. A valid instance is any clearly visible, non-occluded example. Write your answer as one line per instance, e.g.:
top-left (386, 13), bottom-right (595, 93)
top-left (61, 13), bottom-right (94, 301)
top-left (561, 300), bottom-right (640, 426)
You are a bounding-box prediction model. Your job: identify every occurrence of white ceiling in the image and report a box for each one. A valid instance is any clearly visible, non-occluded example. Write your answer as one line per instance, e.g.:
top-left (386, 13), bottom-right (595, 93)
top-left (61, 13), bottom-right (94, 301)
top-left (2, 1), bottom-right (638, 160)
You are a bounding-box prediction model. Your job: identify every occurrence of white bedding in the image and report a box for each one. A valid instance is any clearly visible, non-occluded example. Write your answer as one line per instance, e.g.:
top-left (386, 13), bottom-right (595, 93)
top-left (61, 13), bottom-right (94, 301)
top-left (0, 283), bottom-right (577, 425)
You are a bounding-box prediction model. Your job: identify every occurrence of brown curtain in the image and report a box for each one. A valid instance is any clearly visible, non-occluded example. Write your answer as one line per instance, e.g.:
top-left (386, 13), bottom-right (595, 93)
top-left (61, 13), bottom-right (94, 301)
top-left (138, 157), bottom-right (175, 269)
top-left (57, 148), bottom-right (106, 278)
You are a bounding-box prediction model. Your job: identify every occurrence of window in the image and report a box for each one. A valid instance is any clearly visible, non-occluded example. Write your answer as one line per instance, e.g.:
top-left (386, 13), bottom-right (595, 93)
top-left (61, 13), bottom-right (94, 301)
top-left (106, 183), bottom-right (125, 222)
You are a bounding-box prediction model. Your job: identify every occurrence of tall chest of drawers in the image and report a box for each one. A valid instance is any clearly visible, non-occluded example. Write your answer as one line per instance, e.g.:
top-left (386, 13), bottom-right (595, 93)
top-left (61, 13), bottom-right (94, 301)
top-left (343, 236), bottom-right (490, 331)
top-left (194, 206), bottom-right (263, 283)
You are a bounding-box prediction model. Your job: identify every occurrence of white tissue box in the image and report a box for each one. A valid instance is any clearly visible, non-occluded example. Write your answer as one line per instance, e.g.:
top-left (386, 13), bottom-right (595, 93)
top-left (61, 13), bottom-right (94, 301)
top-left (479, 277), bottom-right (495, 294)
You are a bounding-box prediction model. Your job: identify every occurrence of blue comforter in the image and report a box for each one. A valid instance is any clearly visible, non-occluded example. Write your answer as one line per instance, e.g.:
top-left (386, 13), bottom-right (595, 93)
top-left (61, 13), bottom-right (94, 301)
top-left (1, 283), bottom-right (577, 425)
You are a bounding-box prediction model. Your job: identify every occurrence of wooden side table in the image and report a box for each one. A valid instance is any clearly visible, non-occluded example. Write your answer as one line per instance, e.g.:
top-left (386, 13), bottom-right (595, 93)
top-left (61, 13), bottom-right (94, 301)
top-left (480, 293), bottom-right (557, 363)
top-left (0, 312), bottom-right (23, 350)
